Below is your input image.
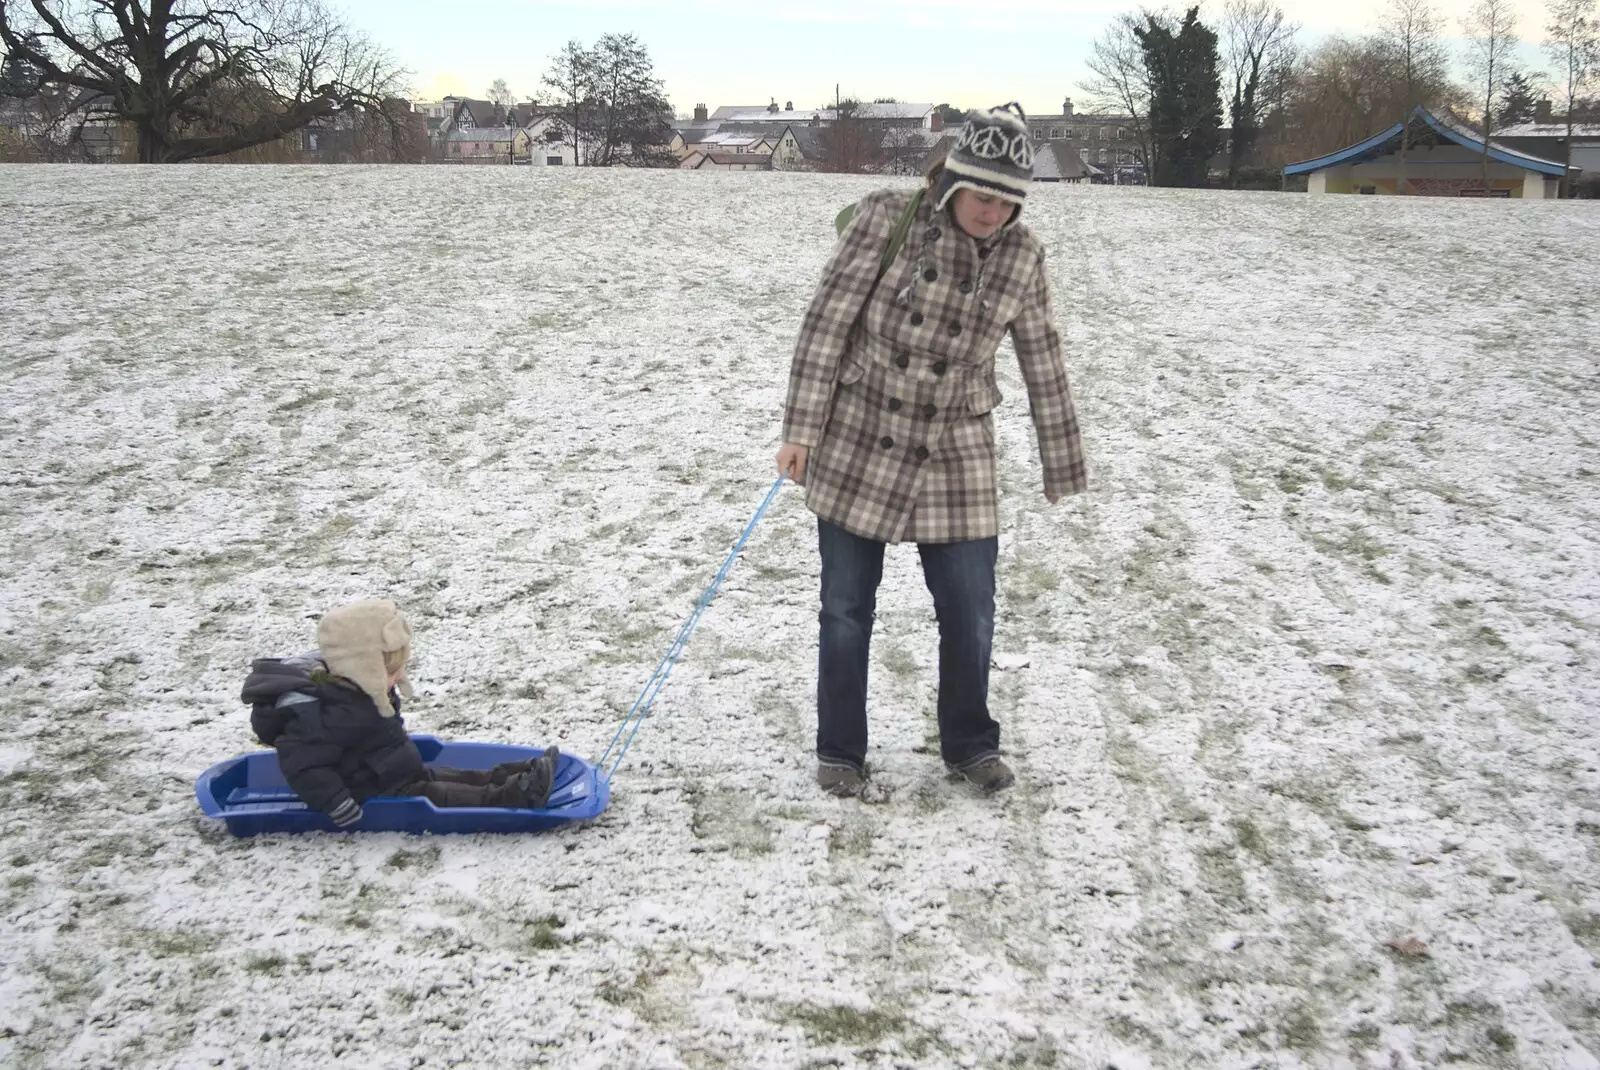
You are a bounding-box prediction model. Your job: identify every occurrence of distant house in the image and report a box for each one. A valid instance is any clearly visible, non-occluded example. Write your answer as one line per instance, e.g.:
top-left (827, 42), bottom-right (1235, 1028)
top-left (771, 124), bottom-right (826, 171)
top-left (1493, 120), bottom-right (1600, 188)
top-left (1284, 105), bottom-right (1577, 198)
top-left (0, 94), bottom-right (44, 159)
top-left (691, 152), bottom-right (772, 172)
top-left (711, 102), bottom-right (823, 126)
top-left (1031, 141), bottom-right (1091, 184)
top-left (445, 98), bottom-right (500, 134)
top-left (669, 125), bottom-right (719, 157)
top-left (699, 130), bottom-right (777, 155)
top-left (709, 100), bottom-right (936, 131)
top-left (444, 125), bottom-right (518, 164)
top-left (1024, 97), bottom-right (1144, 179)
top-left (522, 115), bottom-right (577, 166)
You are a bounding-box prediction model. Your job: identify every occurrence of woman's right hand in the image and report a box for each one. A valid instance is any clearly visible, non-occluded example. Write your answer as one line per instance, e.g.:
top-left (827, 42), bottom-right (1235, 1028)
top-left (776, 443), bottom-right (809, 486)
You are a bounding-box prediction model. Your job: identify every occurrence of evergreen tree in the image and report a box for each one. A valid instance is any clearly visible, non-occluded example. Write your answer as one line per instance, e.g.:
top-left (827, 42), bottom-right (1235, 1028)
top-left (1136, 6), bottom-right (1224, 187)
top-left (1497, 70), bottom-right (1540, 126)
top-left (0, 48), bottom-right (43, 98)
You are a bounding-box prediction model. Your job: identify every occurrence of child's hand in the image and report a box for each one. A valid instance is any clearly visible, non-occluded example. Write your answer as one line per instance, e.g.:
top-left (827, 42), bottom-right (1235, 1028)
top-left (329, 798), bottom-right (363, 827)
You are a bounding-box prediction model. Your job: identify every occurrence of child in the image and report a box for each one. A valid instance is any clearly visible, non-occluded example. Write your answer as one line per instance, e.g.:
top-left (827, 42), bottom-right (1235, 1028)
top-left (241, 598), bottom-right (557, 827)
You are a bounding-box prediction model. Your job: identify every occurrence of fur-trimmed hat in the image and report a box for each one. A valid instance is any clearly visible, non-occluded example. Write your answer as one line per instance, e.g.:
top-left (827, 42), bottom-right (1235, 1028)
top-left (316, 599), bottom-right (414, 717)
top-left (938, 103), bottom-right (1034, 210)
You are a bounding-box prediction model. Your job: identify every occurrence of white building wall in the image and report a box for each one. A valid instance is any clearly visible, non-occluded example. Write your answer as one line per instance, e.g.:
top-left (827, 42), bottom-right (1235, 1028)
top-left (528, 141), bottom-right (577, 166)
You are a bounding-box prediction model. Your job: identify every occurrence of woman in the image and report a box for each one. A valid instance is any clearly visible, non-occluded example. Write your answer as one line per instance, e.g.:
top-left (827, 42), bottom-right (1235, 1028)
top-left (775, 104), bottom-right (1087, 798)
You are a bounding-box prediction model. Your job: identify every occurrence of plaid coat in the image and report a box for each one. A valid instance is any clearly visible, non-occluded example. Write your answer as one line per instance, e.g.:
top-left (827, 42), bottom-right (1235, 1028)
top-left (783, 188), bottom-right (1087, 544)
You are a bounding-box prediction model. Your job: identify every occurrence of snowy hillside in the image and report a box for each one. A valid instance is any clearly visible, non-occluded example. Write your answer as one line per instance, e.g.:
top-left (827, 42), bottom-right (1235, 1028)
top-left (1, 165), bottom-right (1597, 1069)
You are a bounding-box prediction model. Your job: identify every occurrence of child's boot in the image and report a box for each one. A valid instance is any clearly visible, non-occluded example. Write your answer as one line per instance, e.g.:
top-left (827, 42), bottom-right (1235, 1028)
top-left (497, 747), bottom-right (560, 808)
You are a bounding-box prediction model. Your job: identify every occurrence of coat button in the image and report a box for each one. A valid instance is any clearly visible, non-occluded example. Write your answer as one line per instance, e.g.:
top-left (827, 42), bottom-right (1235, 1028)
top-left (922, 403), bottom-right (937, 418)
top-left (894, 352), bottom-right (910, 369)
top-left (880, 436), bottom-right (895, 449)
top-left (888, 398), bottom-right (903, 412)
top-left (923, 268), bottom-right (938, 283)
top-left (925, 227), bottom-right (941, 241)
top-left (909, 311), bottom-right (924, 326)
top-left (959, 280), bottom-right (973, 294)
top-left (915, 446), bottom-right (930, 461)
top-left (932, 361), bottom-right (947, 376)
top-left (948, 323), bottom-right (963, 337)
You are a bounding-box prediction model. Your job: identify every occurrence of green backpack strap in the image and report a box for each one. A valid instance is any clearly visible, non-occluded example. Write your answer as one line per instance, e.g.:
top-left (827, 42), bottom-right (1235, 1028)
top-left (834, 202), bottom-right (858, 235)
top-left (879, 187), bottom-right (925, 282)
top-left (834, 188), bottom-right (926, 283)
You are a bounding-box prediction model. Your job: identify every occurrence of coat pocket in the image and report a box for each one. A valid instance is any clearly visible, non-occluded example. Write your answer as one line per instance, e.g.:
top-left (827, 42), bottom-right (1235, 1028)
top-left (836, 353), bottom-right (868, 386)
top-left (966, 377), bottom-right (1003, 416)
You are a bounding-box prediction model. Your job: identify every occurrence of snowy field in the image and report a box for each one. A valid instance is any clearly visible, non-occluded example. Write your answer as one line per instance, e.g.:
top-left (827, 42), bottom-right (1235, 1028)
top-left (1, 164), bottom-right (1598, 1070)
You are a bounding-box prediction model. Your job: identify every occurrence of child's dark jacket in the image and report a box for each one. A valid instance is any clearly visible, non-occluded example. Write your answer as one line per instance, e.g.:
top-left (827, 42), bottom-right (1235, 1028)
top-left (241, 652), bottom-right (425, 819)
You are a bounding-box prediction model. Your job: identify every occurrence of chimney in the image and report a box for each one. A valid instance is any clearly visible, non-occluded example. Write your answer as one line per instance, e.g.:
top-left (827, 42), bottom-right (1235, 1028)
top-left (1063, 97), bottom-right (1075, 117)
top-left (768, 98), bottom-right (779, 114)
top-left (1534, 97), bottom-right (1553, 124)
top-left (785, 101), bottom-right (793, 111)
top-left (693, 103), bottom-right (708, 123)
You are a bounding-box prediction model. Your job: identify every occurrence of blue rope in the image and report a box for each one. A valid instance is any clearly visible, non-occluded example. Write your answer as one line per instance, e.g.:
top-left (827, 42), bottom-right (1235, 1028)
top-left (598, 475), bottom-right (787, 783)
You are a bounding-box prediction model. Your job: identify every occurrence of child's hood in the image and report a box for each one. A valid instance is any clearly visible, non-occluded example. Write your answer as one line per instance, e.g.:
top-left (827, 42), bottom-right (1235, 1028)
top-left (240, 651), bottom-right (321, 706)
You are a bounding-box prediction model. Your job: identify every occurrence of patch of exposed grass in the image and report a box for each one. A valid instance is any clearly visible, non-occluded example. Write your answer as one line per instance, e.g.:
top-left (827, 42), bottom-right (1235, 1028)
top-left (1278, 1001), bottom-right (1323, 1053)
top-left (686, 785), bottom-right (774, 856)
top-left (1276, 468), bottom-right (1311, 494)
top-left (1231, 817), bottom-right (1267, 856)
top-left (384, 844), bottom-right (441, 873)
top-left (828, 813), bottom-right (877, 859)
top-left (273, 388), bottom-right (335, 413)
top-left (522, 914), bottom-right (567, 951)
top-left (142, 929), bottom-right (223, 959)
top-left (911, 781), bottom-right (947, 815)
top-left (876, 639), bottom-right (918, 676)
top-left (1320, 469), bottom-right (1357, 491)
top-left (243, 951), bottom-right (287, 975)
top-left (784, 1003), bottom-right (910, 1046)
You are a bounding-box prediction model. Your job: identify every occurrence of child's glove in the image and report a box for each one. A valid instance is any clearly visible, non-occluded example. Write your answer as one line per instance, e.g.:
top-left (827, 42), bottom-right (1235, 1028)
top-left (328, 798), bottom-right (363, 828)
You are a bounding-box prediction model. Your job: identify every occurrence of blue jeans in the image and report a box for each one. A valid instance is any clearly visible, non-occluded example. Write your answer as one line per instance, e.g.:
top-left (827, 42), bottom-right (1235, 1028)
top-left (815, 518), bottom-right (1000, 772)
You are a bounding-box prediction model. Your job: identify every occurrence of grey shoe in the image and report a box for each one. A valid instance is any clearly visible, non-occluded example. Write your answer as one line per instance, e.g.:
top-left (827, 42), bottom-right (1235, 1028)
top-left (816, 760), bottom-right (868, 798)
top-left (946, 755), bottom-right (1015, 795)
top-left (501, 747), bottom-right (560, 808)
top-left (488, 757), bottom-right (541, 785)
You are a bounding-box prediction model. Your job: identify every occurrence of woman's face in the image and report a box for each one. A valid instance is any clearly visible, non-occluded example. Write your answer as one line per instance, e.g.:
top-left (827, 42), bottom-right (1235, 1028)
top-left (950, 189), bottom-right (1016, 240)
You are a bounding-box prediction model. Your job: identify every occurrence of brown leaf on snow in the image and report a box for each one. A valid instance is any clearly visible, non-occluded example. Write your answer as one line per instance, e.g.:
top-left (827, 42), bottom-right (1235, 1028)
top-left (1385, 936), bottom-right (1430, 958)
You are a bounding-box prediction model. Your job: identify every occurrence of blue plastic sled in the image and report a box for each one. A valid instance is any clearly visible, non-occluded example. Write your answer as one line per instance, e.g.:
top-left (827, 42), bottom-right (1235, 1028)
top-left (195, 734), bottom-right (610, 837)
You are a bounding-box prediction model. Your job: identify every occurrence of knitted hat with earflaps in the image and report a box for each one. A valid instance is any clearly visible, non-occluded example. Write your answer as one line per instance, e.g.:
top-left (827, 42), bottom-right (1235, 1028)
top-left (316, 598), bottom-right (414, 717)
top-left (937, 103), bottom-right (1035, 211)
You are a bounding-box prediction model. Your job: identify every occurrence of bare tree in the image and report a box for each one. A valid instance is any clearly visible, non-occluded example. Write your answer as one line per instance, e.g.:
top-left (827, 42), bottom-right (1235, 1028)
top-left (541, 39), bottom-right (591, 165)
top-left (1462, 0), bottom-right (1520, 189)
top-left (878, 125), bottom-right (926, 176)
top-left (580, 33), bottom-right (672, 166)
top-left (487, 77), bottom-right (514, 108)
top-left (1079, 11), bottom-right (1156, 177)
top-left (1545, 0), bottom-right (1600, 196)
top-left (818, 99), bottom-right (887, 173)
top-left (1280, 31), bottom-right (1471, 163)
top-left (0, 0), bottom-right (408, 163)
top-left (1222, 0), bottom-right (1297, 186)
top-left (1381, 0), bottom-right (1449, 194)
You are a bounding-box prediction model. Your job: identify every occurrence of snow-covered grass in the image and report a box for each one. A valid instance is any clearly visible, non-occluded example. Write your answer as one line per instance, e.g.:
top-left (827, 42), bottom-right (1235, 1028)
top-left (1, 164), bottom-right (1597, 1070)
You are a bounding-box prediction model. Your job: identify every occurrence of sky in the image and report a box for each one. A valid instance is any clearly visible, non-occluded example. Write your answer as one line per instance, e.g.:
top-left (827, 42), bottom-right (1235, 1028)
top-left (333, 0), bottom-right (1563, 118)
